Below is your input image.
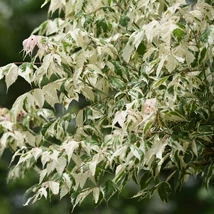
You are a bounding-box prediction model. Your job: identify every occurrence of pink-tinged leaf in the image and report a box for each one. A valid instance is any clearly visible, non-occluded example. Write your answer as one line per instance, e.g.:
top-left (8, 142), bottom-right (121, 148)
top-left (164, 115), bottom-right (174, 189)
top-left (143, 98), bottom-right (157, 117)
top-left (22, 35), bottom-right (41, 57)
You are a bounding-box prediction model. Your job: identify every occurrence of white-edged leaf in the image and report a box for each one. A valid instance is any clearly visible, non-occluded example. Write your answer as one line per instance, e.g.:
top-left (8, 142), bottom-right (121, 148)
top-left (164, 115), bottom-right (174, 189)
top-left (82, 86), bottom-right (95, 101)
top-left (156, 55), bottom-right (167, 77)
top-left (60, 184), bottom-right (69, 199)
top-left (185, 48), bottom-right (195, 65)
top-left (31, 147), bottom-right (42, 161)
top-left (33, 89), bottom-right (44, 108)
top-left (18, 63), bottom-right (34, 84)
top-left (56, 156), bottom-right (67, 175)
top-left (49, 181), bottom-right (60, 195)
top-left (115, 164), bottom-right (125, 178)
top-left (72, 189), bottom-right (93, 211)
top-left (0, 121), bottom-right (14, 131)
top-left (42, 81), bottom-right (60, 107)
top-left (93, 187), bottom-right (100, 204)
top-left (89, 161), bottom-right (97, 176)
top-left (122, 43), bottom-right (135, 63)
top-left (39, 187), bottom-right (48, 199)
top-left (154, 76), bottom-right (169, 88)
top-left (5, 64), bottom-right (18, 90)
top-left (41, 151), bottom-right (50, 168)
top-left (192, 140), bottom-right (198, 156)
top-left (39, 169), bottom-right (47, 184)
top-left (112, 111), bottom-right (127, 128)
top-left (165, 54), bottom-right (178, 72)
top-left (63, 140), bottom-right (79, 161)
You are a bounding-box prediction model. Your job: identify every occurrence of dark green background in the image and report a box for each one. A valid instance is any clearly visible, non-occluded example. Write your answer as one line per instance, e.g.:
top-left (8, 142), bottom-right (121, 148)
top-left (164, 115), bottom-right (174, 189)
top-left (0, 0), bottom-right (214, 213)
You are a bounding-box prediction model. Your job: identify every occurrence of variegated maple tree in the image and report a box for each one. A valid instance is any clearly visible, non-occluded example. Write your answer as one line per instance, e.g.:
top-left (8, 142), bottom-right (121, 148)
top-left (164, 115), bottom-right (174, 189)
top-left (0, 0), bottom-right (214, 210)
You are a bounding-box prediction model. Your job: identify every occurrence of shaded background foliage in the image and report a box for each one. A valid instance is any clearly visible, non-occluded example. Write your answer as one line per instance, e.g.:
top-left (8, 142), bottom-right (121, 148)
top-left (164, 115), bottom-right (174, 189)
top-left (0, 0), bottom-right (214, 213)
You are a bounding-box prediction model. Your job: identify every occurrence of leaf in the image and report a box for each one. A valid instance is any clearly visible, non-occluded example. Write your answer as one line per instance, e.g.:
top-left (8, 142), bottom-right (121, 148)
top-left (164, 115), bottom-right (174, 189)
top-left (18, 63), bottom-right (34, 84)
top-left (60, 184), bottom-right (69, 199)
top-left (185, 49), bottom-right (195, 66)
top-left (199, 47), bottom-right (207, 64)
top-left (198, 125), bottom-right (213, 135)
top-left (122, 42), bottom-right (135, 63)
top-left (89, 161), bottom-right (97, 176)
top-left (114, 164), bottom-right (125, 182)
top-left (156, 55), bottom-right (167, 77)
top-left (39, 187), bottom-right (48, 199)
top-left (161, 110), bottom-right (186, 122)
top-left (42, 82), bottom-right (60, 107)
top-left (22, 35), bottom-right (41, 56)
top-left (137, 42), bottom-right (146, 56)
top-left (72, 171), bottom-right (89, 190)
top-left (63, 140), bottom-right (79, 162)
top-left (112, 111), bottom-right (127, 128)
top-left (103, 180), bottom-right (117, 202)
top-left (76, 110), bottom-right (83, 127)
top-left (172, 28), bottom-right (185, 42)
top-left (96, 18), bottom-right (108, 36)
top-left (82, 86), bottom-right (95, 101)
top-left (56, 156), bottom-right (67, 175)
top-left (158, 182), bottom-right (171, 203)
top-left (143, 119), bottom-right (153, 135)
top-left (140, 171), bottom-right (153, 189)
top-left (41, 0), bottom-right (50, 8)
top-left (32, 89), bottom-right (44, 108)
top-left (31, 147), bottom-right (42, 161)
top-left (154, 76), bottom-right (169, 88)
top-left (5, 64), bottom-right (19, 91)
top-left (93, 187), bottom-right (100, 204)
top-left (200, 27), bottom-right (211, 43)
top-left (49, 181), bottom-right (60, 195)
top-left (72, 189), bottom-right (93, 211)
top-left (203, 164), bottom-right (213, 189)
top-left (165, 54), bottom-right (179, 72)
top-left (119, 15), bottom-right (130, 27)
top-left (49, 0), bottom-right (66, 14)
top-left (39, 169), bottom-right (47, 184)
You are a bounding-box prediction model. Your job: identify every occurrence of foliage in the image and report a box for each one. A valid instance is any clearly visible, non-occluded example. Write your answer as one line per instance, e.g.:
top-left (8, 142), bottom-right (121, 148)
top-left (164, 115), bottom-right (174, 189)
top-left (0, 0), bottom-right (214, 211)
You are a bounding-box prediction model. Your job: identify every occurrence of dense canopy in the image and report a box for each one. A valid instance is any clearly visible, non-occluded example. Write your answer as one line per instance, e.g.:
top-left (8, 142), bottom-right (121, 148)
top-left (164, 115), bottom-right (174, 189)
top-left (0, 0), bottom-right (214, 210)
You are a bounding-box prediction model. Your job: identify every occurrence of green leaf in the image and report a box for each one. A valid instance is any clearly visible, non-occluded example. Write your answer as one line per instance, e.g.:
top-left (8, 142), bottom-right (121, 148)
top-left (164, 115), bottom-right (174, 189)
top-left (109, 76), bottom-right (126, 89)
top-left (199, 47), bottom-right (207, 64)
top-left (198, 125), bottom-right (213, 135)
top-left (158, 182), bottom-right (171, 203)
top-left (119, 15), bottom-right (130, 27)
top-left (200, 27), bottom-right (211, 43)
top-left (203, 163), bottom-right (214, 189)
top-left (136, 42), bottom-right (147, 56)
top-left (96, 18), bottom-right (108, 36)
top-left (140, 171), bottom-right (153, 189)
top-left (84, 15), bottom-right (93, 29)
top-left (103, 180), bottom-right (117, 202)
top-left (172, 28), bottom-right (184, 42)
top-left (154, 76), bottom-right (169, 87)
top-left (143, 119), bottom-right (153, 135)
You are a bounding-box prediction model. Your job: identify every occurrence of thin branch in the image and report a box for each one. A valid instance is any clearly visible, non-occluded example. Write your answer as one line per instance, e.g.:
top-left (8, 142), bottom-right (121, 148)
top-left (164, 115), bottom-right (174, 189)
top-left (13, 62), bottom-right (42, 65)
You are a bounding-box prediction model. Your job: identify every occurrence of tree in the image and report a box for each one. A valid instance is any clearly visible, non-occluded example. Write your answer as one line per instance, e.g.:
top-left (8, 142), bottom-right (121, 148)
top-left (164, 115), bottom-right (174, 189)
top-left (0, 0), bottom-right (214, 211)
